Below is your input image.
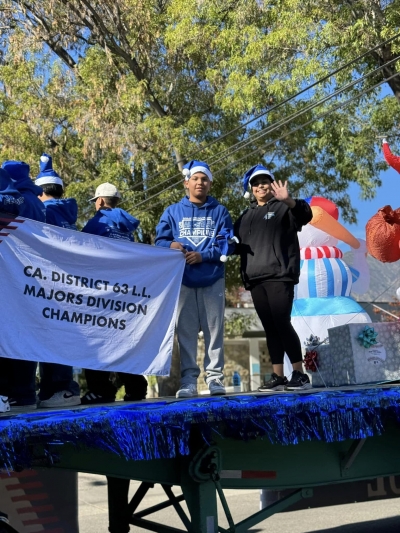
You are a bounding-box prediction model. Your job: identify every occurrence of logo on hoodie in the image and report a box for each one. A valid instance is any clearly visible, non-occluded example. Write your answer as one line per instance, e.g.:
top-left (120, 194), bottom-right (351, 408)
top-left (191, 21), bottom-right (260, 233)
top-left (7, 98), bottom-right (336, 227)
top-left (179, 216), bottom-right (216, 247)
top-left (264, 212), bottom-right (275, 220)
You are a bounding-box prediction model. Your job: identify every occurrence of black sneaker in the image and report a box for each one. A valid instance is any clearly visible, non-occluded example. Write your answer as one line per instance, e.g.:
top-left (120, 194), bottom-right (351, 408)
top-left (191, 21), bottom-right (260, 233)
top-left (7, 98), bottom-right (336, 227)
top-left (81, 392), bottom-right (115, 405)
top-left (287, 370), bottom-right (312, 390)
top-left (8, 398), bottom-right (37, 411)
top-left (258, 373), bottom-right (288, 392)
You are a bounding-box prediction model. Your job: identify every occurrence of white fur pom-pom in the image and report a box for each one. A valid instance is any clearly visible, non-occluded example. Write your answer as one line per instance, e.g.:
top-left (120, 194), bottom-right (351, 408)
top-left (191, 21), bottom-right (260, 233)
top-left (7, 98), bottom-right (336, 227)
top-left (244, 191), bottom-right (250, 199)
top-left (40, 155), bottom-right (50, 163)
top-left (220, 255), bottom-right (227, 262)
top-left (182, 168), bottom-right (190, 180)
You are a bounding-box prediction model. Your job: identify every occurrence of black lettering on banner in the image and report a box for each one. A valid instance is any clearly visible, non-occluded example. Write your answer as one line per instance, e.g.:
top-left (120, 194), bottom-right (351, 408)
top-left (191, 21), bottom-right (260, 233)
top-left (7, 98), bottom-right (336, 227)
top-left (87, 296), bottom-right (96, 306)
top-left (138, 304), bottom-right (147, 315)
top-left (60, 310), bottom-right (70, 322)
top-left (37, 287), bottom-right (46, 298)
top-left (71, 312), bottom-right (83, 324)
top-left (113, 283), bottom-right (120, 294)
top-left (24, 284), bottom-right (36, 296)
top-left (29, 267), bottom-right (43, 279)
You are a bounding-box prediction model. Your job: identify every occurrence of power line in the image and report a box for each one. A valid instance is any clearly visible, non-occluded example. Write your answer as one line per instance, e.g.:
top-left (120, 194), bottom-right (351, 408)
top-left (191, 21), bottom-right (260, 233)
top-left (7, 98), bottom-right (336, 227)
top-left (121, 31), bottom-right (400, 196)
top-left (132, 68), bottom-right (400, 213)
top-left (206, 55), bottom-right (400, 170)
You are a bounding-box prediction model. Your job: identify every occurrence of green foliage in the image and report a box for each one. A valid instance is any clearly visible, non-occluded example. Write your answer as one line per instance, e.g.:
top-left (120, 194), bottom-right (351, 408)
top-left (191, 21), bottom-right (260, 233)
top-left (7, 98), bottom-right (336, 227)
top-left (1, 0), bottom-right (400, 288)
top-left (224, 311), bottom-right (256, 337)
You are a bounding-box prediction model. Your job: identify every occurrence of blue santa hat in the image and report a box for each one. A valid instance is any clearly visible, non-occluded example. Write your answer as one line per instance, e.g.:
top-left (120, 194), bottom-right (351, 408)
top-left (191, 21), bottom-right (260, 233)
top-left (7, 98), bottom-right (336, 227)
top-left (2, 160), bottom-right (31, 182)
top-left (182, 160), bottom-right (213, 181)
top-left (242, 164), bottom-right (274, 199)
top-left (0, 168), bottom-right (20, 195)
top-left (35, 153), bottom-right (63, 187)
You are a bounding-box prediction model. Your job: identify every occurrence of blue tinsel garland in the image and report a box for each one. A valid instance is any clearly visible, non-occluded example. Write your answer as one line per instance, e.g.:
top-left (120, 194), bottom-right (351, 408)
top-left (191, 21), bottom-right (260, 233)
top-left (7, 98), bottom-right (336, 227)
top-left (0, 388), bottom-right (399, 470)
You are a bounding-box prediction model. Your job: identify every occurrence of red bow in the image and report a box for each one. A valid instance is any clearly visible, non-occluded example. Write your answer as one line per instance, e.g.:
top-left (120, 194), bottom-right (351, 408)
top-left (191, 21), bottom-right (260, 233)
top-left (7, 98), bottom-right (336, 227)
top-left (304, 350), bottom-right (318, 372)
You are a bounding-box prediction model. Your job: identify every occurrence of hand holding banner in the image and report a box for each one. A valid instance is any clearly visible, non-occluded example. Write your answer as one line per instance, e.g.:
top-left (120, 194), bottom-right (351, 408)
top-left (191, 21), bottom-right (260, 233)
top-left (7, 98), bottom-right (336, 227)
top-left (0, 213), bottom-right (185, 375)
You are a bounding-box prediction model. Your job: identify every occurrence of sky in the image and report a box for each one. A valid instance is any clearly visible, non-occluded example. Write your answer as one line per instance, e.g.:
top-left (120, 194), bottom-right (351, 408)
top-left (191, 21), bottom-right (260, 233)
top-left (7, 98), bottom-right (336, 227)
top-left (338, 165), bottom-right (399, 252)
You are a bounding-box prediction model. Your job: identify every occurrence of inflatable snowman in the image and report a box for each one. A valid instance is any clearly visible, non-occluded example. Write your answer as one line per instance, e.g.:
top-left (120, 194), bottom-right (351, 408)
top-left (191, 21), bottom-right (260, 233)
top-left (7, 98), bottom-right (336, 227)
top-left (291, 196), bottom-right (371, 349)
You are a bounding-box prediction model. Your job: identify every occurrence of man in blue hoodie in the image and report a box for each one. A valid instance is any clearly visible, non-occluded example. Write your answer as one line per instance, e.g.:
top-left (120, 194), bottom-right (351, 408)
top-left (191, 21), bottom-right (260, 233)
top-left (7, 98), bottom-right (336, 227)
top-left (81, 182), bottom-right (147, 404)
top-left (0, 168), bottom-right (26, 413)
top-left (34, 153), bottom-right (81, 408)
top-left (155, 160), bottom-right (234, 398)
top-left (0, 160), bottom-right (45, 411)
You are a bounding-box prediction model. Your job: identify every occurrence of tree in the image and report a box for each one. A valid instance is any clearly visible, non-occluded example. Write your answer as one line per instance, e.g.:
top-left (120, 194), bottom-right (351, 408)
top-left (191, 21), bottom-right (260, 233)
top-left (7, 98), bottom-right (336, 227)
top-left (1, 0), bottom-right (400, 254)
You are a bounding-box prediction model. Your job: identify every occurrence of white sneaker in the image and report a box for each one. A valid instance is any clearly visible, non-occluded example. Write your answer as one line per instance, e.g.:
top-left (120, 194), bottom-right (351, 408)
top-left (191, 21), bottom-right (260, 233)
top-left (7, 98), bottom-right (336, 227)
top-left (0, 396), bottom-right (10, 414)
top-left (39, 391), bottom-right (81, 408)
top-left (176, 384), bottom-right (198, 398)
top-left (208, 379), bottom-right (225, 396)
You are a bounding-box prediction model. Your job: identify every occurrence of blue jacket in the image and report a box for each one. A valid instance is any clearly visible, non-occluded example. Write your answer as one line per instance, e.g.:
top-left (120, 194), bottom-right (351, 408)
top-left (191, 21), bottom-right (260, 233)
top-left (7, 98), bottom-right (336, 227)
top-left (1, 162), bottom-right (45, 222)
top-left (82, 207), bottom-right (140, 241)
top-left (155, 196), bottom-right (234, 288)
top-left (14, 180), bottom-right (45, 222)
top-left (44, 198), bottom-right (78, 230)
top-left (0, 168), bottom-right (25, 216)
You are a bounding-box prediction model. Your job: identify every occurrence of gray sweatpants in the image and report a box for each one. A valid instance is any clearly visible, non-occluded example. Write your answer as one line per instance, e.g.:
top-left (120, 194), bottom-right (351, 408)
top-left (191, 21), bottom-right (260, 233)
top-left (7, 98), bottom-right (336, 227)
top-left (176, 277), bottom-right (225, 386)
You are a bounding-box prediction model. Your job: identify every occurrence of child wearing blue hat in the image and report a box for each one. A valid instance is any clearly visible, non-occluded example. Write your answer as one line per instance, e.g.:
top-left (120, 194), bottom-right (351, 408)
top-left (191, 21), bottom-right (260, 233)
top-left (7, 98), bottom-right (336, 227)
top-left (34, 153), bottom-right (81, 408)
top-left (235, 164), bottom-right (313, 392)
top-left (0, 160), bottom-right (45, 411)
top-left (36, 153), bottom-right (78, 230)
top-left (155, 160), bottom-right (235, 398)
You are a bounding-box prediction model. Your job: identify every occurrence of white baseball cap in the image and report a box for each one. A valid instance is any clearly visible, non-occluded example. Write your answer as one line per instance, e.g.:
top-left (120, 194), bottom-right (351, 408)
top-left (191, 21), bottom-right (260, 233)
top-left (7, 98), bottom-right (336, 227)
top-left (89, 182), bottom-right (121, 202)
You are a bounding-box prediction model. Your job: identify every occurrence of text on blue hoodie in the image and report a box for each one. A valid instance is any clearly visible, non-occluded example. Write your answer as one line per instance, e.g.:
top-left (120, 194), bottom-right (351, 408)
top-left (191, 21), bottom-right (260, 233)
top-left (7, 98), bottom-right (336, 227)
top-left (155, 196), bottom-right (234, 288)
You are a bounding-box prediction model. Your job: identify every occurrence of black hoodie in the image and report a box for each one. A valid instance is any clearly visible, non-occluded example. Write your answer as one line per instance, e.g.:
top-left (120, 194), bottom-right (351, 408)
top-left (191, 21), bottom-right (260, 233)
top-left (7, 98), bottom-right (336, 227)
top-left (234, 198), bottom-right (312, 289)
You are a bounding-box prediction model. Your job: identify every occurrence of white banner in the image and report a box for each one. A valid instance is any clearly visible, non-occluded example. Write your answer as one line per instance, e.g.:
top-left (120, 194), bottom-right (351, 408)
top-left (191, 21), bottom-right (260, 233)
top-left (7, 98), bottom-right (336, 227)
top-left (0, 213), bottom-right (185, 375)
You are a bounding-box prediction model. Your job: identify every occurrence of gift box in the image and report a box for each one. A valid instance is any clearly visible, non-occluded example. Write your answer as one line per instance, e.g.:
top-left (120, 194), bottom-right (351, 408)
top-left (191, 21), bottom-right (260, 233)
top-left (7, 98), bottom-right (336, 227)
top-left (328, 322), bottom-right (400, 386)
top-left (303, 344), bottom-right (336, 388)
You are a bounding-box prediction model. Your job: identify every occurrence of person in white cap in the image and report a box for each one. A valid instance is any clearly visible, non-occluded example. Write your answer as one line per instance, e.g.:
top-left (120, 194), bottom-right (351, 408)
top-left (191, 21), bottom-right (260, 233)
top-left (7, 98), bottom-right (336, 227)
top-left (81, 183), bottom-right (147, 404)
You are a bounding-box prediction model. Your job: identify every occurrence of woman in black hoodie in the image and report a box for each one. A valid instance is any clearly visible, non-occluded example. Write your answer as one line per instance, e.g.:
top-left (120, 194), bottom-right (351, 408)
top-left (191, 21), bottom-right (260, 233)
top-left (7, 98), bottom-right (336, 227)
top-left (234, 164), bottom-right (313, 391)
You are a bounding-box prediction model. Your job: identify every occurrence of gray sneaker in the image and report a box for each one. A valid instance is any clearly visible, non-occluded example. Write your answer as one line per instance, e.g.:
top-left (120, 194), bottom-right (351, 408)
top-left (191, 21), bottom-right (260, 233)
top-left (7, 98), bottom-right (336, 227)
top-left (208, 379), bottom-right (225, 396)
top-left (40, 391), bottom-right (81, 408)
top-left (176, 384), bottom-right (198, 398)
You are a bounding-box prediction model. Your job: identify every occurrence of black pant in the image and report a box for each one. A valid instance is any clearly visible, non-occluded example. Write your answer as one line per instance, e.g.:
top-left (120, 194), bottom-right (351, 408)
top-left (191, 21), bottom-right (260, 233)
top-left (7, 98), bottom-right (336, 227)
top-left (39, 362), bottom-right (80, 400)
top-left (0, 357), bottom-right (37, 404)
top-left (250, 281), bottom-right (302, 366)
top-left (85, 369), bottom-right (148, 400)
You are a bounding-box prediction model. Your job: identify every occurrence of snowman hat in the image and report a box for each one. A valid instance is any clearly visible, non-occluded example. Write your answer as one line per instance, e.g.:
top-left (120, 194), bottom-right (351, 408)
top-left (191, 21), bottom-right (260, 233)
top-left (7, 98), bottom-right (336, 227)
top-left (182, 160), bottom-right (212, 181)
top-left (35, 153), bottom-right (63, 187)
top-left (242, 164), bottom-right (274, 199)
